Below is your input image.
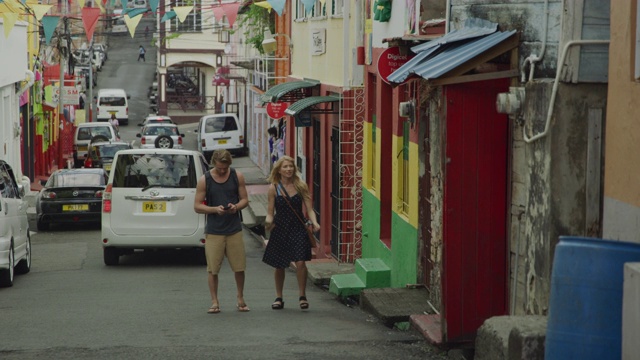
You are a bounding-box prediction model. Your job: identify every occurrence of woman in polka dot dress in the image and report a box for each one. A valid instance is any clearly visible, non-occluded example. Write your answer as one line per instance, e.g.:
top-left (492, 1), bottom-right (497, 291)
top-left (263, 156), bottom-right (320, 310)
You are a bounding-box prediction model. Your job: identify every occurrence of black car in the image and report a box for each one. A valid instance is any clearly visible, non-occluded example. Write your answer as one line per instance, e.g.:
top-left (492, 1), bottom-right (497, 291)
top-left (84, 141), bottom-right (132, 173)
top-left (36, 168), bottom-right (108, 231)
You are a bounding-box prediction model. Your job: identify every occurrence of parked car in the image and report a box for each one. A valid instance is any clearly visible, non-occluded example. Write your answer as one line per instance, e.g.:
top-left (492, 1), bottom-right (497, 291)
top-left (0, 160), bottom-right (31, 287)
top-left (73, 122), bottom-right (120, 168)
top-left (136, 123), bottom-right (184, 149)
top-left (36, 168), bottom-right (108, 231)
top-left (84, 141), bottom-right (133, 173)
top-left (196, 113), bottom-right (245, 161)
top-left (101, 149), bottom-right (209, 265)
top-left (93, 43), bottom-right (108, 60)
top-left (138, 115), bottom-right (173, 127)
top-left (76, 65), bottom-right (97, 87)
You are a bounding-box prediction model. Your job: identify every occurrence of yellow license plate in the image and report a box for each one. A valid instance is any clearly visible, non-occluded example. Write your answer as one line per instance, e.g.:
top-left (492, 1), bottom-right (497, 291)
top-left (109, 111), bottom-right (117, 115)
top-left (63, 204), bottom-right (89, 211)
top-left (218, 139), bottom-right (227, 145)
top-left (104, 164), bottom-right (112, 171)
top-left (142, 202), bottom-right (166, 212)
top-left (78, 146), bottom-right (87, 152)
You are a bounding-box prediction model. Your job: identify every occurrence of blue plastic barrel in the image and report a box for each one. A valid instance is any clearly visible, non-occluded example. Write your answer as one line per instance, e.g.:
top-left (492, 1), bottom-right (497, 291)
top-left (545, 236), bottom-right (640, 359)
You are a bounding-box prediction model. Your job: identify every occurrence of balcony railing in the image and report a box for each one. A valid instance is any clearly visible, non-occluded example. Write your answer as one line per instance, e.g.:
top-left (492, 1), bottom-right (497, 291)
top-left (166, 95), bottom-right (221, 112)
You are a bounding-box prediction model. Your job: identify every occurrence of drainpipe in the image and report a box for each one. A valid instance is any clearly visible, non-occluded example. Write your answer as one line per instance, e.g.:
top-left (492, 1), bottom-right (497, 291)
top-left (523, 39), bottom-right (610, 143)
top-left (17, 70), bottom-right (35, 96)
top-left (343, 0), bottom-right (350, 90)
top-left (521, 0), bottom-right (549, 82)
top-left (445, 0), bottom-right (451, 33)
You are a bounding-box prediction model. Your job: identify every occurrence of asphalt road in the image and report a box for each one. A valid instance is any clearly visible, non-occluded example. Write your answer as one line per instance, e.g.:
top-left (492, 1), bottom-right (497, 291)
top-left (1, 22), bottom-right (449, 360)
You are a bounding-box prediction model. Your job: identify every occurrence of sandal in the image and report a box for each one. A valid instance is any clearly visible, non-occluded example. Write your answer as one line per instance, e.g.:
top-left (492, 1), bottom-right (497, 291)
top-left (299, 296), bottom-right (309, 310)
top-left (237, 303), bottom-right (250, 312)
top-left (271, 297), bottom-right (284, 310)
top-left (207, 304), bottom-right (221, 314)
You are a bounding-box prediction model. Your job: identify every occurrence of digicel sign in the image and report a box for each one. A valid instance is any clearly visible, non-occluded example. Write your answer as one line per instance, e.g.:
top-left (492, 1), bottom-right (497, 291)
top-left (377, 47), bottom-right (415, 84)
top-left (266, 102), bottom-right (290, 119)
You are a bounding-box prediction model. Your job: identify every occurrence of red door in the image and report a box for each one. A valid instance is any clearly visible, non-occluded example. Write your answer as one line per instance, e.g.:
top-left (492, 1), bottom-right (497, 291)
top-left (442, 79), bottom-right (509, 343)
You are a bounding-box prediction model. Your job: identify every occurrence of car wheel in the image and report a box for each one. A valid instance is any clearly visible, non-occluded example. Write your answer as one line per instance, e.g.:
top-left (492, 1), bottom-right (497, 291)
top-left (155, 135), bottom-right (174, 149)
top-left (91, 135), bottom-right (110, 143)
top-left (0, 243), bottom-right (15, 287)
top-left (104, 247), bottom-right (120, 266)
top-left (15, 234), bottom-right (31, 275)
top-left (37, 218), bottom-right (50, 231)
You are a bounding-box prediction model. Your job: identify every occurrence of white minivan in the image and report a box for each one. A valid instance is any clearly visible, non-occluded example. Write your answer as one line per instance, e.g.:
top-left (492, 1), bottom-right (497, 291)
top-left (96, 88), bottom-right (130, 125)
top-left (101, 149), bottom-right (209, 265)
top-left (196, 113), bottom-right (245, 161)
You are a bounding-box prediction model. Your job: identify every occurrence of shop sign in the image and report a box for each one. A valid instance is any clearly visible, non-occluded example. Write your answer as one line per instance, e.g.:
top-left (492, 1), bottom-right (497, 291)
top-left (267, 102), bottom-right (290, 119)
top-left (377, 46), bottom-right (414, 84)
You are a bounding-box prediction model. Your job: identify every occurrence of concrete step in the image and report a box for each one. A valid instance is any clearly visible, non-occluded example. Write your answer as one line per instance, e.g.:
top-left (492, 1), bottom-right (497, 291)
top-left (329, 273), bottom-right (365, 297)
top-left (355, 258), bottom-right (391, 288)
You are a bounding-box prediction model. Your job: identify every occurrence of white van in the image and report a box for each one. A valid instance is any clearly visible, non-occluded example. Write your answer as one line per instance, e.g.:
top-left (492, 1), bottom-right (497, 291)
top-left (196, 113), bottom-right (245, 161)
top-left (96, 88), bottom-right (130, 125)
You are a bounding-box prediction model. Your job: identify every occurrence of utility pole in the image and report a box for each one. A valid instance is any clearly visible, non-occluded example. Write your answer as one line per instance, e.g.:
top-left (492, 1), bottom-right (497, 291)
top-left (57, 16), bottom-right (68, 169)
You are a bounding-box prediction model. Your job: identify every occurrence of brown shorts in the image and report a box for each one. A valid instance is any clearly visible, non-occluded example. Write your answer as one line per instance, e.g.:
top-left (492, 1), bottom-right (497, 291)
top-left (205, 231), bottom-right (246, 274)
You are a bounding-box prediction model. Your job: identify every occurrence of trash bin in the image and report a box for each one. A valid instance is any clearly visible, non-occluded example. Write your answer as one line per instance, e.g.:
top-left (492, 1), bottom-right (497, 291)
top-left (545, 236), bottom-right (640, 359)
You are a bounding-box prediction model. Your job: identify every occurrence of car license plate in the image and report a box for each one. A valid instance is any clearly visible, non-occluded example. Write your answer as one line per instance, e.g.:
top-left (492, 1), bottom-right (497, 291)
top-left (109, 111), bottom-right (117, 115)
top-left (218, 139), bottom-right (227, 145)
top-left (63, 204), bottom-right (89, 211)
top-left (143, 202), bottom-right (166, 212)
top-left (78, 146), bottom-right (87, 152)
top-left (104, 164), bottom-right (112, 171)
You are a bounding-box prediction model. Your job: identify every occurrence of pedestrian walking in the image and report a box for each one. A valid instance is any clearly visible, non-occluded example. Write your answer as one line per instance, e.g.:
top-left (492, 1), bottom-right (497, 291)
top-left (137, 45), bottom-right (146, 62)
top-left (78, 91), bottom-right (86, 109)
top-left (108, 114), bottom-right (119, 133)
top-left (194, 149), bottom-right (250, 314)
top-left (263, 155), bottom-right (320, 310)
top-left (145, 26), bottom-right (149, 38)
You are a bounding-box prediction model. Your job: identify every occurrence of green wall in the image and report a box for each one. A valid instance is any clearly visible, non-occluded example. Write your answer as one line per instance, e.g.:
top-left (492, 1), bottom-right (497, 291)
top-left (361, 188), bottom-right (419, 287)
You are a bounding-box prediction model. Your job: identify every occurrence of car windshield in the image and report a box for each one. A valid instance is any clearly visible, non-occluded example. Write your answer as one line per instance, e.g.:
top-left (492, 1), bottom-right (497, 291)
top-left (92, 144), bottom-right (131, 158)
top-left (111, 153), bottom-right (197, 188)
top-left (48, 172), bottom-right (105, 187)
top-left (143, 126), bottom-right (178, 136)
top-left (204, 116), bottom-right (237, 133)
top-left (78, 127), bottom-right (112, 140)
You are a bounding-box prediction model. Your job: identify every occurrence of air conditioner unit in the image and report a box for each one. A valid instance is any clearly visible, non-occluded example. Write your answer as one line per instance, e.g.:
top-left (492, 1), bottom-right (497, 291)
top-left (399, 101), bottom-right (414, 118)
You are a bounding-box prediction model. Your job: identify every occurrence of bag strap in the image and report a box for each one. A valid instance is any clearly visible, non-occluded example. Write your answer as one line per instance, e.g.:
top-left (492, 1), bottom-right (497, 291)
top-left (278, 183), bottom-right (308, 228)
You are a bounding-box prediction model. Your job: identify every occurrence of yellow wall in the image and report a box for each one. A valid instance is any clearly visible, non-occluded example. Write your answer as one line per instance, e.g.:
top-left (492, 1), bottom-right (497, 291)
top-left (391, 133), bottom-right (419, 228)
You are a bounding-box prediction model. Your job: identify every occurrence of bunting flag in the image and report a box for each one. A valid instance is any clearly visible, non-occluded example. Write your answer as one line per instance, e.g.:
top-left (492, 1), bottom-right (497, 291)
top-left (30, 4), bottom-right (52, 20)
top-left (97, 0), bottom-right (105, 13)
top-left (254, 1), bottom-right (272, 13)
top-left (160, 10), bottom-right (175, 22)
top-left (110, 0), bottom-right (116, 8)
top-left (266, 0), bottom-right (285, 16)
top-left (1, 12), bottom-right (19, 38)
top-left (41, 15), bottom-right (60, 44)
top-left (221, 2), bottom-right (240, 27)
top-left (77, 0), bottom-right (85, 8)
top-left (212, 5), bottom-right (223, 22)
top-left (0, 0), bottom-right (24, 13)
top-left (148, 0), bottom-right (158, 14)
top-left (173, 5), bottom-right (192, 23)
top-left (124, 7), bottom-right (146, 17)
top-left (124, 13), bottom-right (142, 37)
top-left (301, 0), bottom-right (315, 14)
top-left (121, 0), bottom-right (128, 9)
top-left (81, 7), bottom-right (101, 41)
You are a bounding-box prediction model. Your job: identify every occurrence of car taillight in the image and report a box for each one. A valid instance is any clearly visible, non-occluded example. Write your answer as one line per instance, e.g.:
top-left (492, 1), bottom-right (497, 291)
top-left (178, 137), bottom-right (182, 145)
top-left (126, 107), bottom-right (128, 115)
top-left (239, 135), bottom-right (244, 144)
top-left (43, 191), bottom-right (56, 199)
top-left (141, 137), bottom-right (146, 145)
top-left (103, 184), bottom-right (112, 212)
top-left (96, 106), bottom-right (100, 114)
top-left (201, 139), bottom-right (206, 148)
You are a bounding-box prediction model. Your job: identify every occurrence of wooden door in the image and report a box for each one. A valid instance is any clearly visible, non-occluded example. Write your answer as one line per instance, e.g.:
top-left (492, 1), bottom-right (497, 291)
top-left (443, 79), bottom-right (509, 343)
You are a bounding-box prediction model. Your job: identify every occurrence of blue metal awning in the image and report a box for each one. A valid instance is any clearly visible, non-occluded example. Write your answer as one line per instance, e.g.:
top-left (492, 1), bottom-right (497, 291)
top-left (388, 18), bottom-right (518, 84)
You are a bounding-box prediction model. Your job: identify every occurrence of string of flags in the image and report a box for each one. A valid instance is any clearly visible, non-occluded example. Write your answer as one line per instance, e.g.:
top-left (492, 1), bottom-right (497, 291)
top-left (0, 0), bottom-right (325, 40)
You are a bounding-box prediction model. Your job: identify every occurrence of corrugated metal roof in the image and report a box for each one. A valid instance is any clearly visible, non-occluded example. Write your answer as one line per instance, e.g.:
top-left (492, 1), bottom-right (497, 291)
top-left (410, 18), bottom-right (498, 53)
top-left (260, 80), bottom-right (320, 104)
top-left (388, 24), bottom-right (516, 83)
top-left (284, 96), bottom-right (340, 116)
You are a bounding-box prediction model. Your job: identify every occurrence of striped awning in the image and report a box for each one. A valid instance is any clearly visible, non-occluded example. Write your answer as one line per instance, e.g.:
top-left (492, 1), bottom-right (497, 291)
top-left (260, 80), bottom-right (320, 104)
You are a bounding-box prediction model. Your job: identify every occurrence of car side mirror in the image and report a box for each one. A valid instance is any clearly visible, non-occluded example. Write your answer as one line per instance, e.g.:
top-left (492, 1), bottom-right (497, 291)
top-left (127, 95), bottom-right (131, 99)
top-left (39, 179), bottom-right (47, 186)
top-left (180, 134), bottom-right (185, 137)
top-left (17, 184), bottom-right (25, 198)
top-left (193, 129), bottom-right (198, 133)
top-left (136, 134), bottom-right (141, 138)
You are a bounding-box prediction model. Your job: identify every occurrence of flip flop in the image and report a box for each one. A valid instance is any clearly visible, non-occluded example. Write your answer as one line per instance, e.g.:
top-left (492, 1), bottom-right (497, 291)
top-left (237, 303), bottom-right (250, 312)
top-left (207, 304), bottom-right (221, 314)
top-left (299, 296), bottom-right (309, 310)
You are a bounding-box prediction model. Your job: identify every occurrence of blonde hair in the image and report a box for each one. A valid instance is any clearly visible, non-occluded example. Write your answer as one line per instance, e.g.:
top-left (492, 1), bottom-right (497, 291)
top-left (210, 149), bottom-right (232, 166)
top-left (268, 156), bottom-right (310, 201)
